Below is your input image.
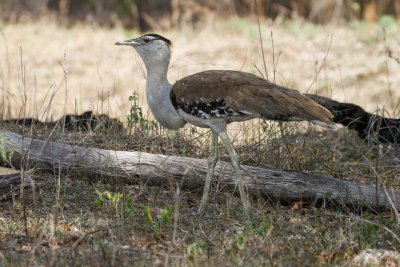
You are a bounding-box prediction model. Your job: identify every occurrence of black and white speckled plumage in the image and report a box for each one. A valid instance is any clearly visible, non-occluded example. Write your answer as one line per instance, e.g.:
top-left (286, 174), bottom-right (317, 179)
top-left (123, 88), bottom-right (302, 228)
top-left (170, 94), bottom-right (243, 119)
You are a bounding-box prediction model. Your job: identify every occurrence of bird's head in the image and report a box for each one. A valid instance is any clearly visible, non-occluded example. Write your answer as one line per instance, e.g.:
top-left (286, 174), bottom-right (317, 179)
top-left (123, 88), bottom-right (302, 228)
top-left (115, 34), bottom-right (172, 69)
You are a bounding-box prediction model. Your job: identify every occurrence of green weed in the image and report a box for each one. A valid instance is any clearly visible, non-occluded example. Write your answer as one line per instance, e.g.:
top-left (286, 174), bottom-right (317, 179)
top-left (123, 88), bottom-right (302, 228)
top-left (141, 204), bottom-right (174, 237)
top-left (0, 135), bottom-right (14, 166)
top-left (127, 91), bottom-right (159, 134)
top-left (95, 190), bottom-right (135, 223)
top-left (185, 241), bottom-right (207, 265)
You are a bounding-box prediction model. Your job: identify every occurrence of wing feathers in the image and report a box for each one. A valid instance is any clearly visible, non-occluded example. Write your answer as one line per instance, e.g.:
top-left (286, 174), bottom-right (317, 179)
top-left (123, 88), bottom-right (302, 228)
top-left (171, 70), bottom-right (334, 124)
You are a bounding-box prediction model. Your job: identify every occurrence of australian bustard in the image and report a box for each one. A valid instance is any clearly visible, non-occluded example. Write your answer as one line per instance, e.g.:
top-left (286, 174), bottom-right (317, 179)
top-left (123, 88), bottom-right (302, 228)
top-left (115, 33), bottom-right (335, 217)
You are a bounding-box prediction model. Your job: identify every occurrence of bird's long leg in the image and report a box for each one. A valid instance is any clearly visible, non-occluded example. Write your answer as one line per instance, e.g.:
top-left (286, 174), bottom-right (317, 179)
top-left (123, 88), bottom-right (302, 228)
top-left (218, 131), bottom-right (250, 218)
top-left (198, 132), bottom-right (219, 214)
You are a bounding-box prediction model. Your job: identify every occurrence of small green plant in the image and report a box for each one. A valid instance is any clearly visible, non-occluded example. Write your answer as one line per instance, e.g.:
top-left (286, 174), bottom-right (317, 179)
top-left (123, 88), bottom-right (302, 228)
top-left (221, 229), bottom-right (248, 265)
top-left (141, 204), bottom-right (174, 236)
top-left (185, 242), bottom-right (205, 262)
top-left (355, 216), bottom-right (398, 248)
top-left (127, 92), bottom-right (159, 134)
top-left (95, 190), bottom-right (122, 216)
top-left (379, 15), bottom-right (397, 29)
top-left (95, 190), bottom-right (135, 223)
top-left (355, 221), bottom-right (380, 247)
top-left (0, 135), bottom-right (14, 166)
top-left (142, 204), bottom-right (153, 224)
top-left (122, 194), bottom-right (135, 223)
top-left (225, 230), bottom-right (247, 254)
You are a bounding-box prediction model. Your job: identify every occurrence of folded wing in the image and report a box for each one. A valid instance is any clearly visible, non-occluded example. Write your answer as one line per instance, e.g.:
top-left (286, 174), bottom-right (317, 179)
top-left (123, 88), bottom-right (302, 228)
top-left (171, 70), bottom-right (333, 124)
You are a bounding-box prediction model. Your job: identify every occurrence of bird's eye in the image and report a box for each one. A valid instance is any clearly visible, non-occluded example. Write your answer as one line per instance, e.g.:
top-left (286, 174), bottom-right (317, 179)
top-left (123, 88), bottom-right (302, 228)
top-left (143, 38), bottom-right (150, 43)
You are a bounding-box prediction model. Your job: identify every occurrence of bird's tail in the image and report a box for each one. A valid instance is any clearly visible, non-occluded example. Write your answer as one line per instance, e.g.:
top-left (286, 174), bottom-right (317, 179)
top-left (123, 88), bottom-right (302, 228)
top-left (300, 95), bottom-right (337, 130)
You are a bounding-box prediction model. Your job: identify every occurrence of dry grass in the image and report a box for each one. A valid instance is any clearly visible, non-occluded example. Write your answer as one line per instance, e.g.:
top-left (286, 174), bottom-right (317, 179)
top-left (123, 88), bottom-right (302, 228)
top-left (1, 18), bottom-right (400, 266)
top-left (1, 18), bottom-right (400, 120)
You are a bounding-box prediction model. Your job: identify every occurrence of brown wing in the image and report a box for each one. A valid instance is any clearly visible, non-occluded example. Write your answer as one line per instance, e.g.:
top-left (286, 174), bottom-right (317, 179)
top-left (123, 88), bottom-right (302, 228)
top-left (170, 70), bottom-right (333, 123)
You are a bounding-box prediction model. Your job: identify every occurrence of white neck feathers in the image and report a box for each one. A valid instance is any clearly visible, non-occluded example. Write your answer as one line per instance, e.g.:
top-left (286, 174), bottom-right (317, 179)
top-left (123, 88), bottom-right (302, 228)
top-left (135, 46), bottom-right (186, 130)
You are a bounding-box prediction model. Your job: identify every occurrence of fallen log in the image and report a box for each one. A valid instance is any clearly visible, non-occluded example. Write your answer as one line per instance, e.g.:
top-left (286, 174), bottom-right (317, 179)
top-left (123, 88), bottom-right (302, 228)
top-left (0, 130), bottom-right (399, 211)
top-left (0, 172), bottom-right (33, 198)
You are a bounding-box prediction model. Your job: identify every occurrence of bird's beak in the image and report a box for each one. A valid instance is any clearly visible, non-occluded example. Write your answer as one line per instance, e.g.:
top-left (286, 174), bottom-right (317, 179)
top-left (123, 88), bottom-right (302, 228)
top-left (115, 39), bottom-right (141, 46)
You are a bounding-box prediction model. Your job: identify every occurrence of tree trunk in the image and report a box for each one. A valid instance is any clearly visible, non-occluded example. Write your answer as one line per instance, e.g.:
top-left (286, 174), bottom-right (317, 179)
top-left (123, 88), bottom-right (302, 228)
top-left (360, 0), bottom-right (378, 22)
top-left (0, 130), bottom-right (399, 211)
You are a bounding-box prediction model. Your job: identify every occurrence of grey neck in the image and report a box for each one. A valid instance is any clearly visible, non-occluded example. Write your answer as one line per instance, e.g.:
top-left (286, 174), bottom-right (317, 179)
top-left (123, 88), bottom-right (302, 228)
top-left (142, 56), bottom-right (187, 130)
top-left (144, 59), bottom-right (170, 96)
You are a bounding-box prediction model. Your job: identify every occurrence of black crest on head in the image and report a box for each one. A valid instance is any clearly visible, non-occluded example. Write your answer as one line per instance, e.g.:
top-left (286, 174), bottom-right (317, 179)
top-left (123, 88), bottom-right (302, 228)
top-left (143, 33), bottom-right (172, 46)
